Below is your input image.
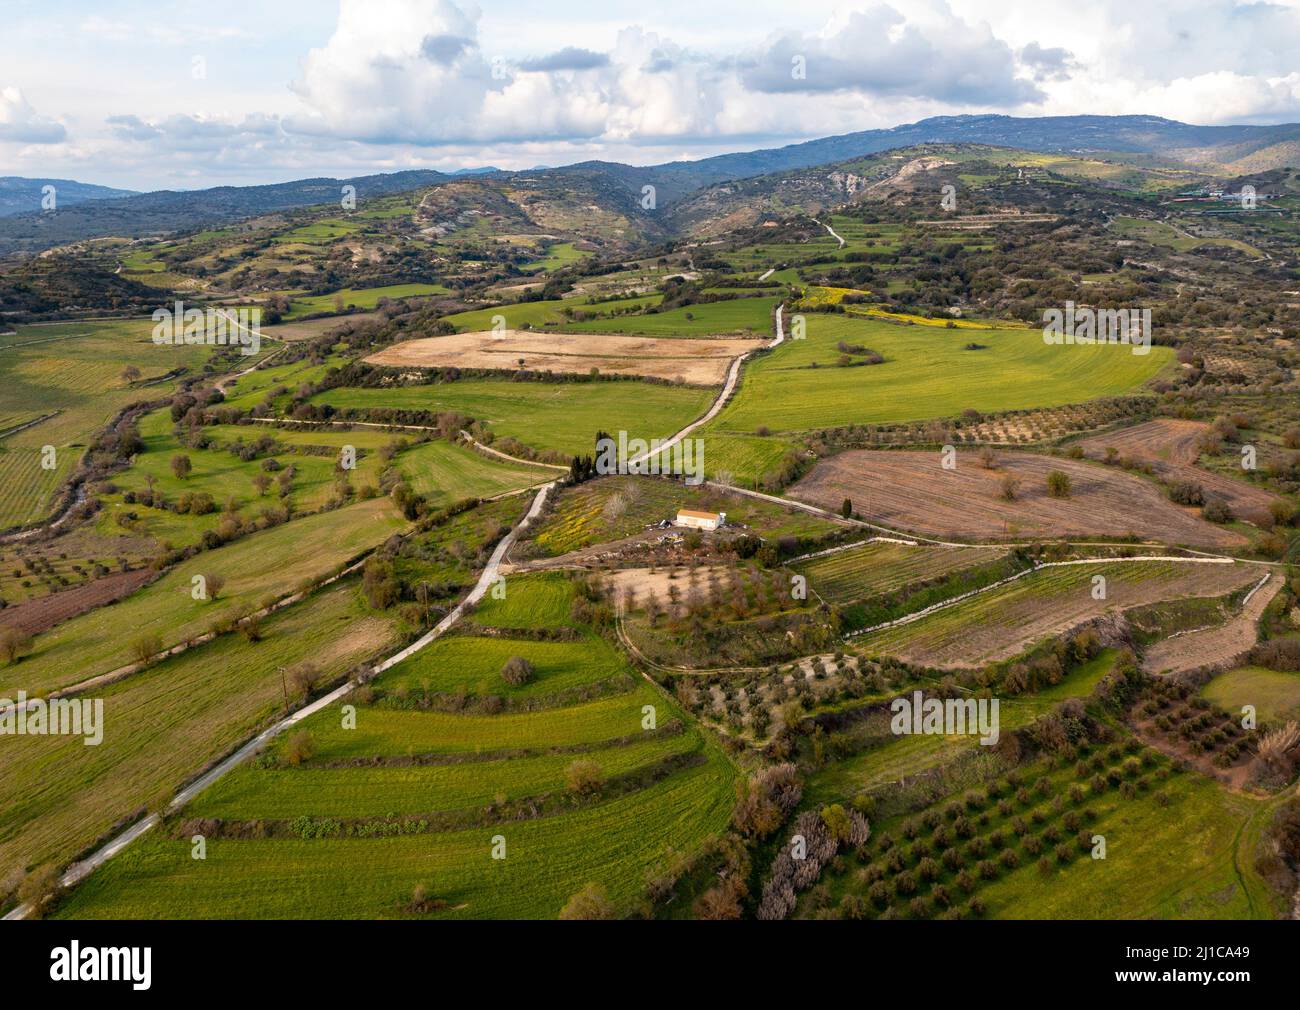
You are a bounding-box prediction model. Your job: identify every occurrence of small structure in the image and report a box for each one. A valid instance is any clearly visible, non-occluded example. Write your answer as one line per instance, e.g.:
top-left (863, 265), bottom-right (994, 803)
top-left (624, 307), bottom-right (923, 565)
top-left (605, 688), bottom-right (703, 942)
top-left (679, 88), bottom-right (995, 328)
top-left (676, 508), bottom-right (725, 532)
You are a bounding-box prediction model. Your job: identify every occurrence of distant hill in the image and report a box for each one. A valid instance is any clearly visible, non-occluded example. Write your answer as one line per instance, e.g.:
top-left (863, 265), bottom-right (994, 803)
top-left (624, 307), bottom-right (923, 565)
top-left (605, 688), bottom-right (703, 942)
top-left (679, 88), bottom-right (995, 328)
top-left (0, 177), bottom-right (137, 218)
top-left (2, 114), bottom-right (1297, 256)
top-left (0, 169), bottom-right (449, 255)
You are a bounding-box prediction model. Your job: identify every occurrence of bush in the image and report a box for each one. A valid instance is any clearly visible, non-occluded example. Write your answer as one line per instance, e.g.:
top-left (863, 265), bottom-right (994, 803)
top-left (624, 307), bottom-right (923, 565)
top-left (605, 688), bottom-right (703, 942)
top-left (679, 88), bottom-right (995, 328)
top-left (1046, 470), bottom-right (1072, 498)
top-left (565, 759), bottom-right (605, 795)
top-left (560, 882), bottom-right (616, 920)
top-left (1202, 498), bottom-right (1233, 523)
top-left (284, 730), bottom-right (314, 766)
top-left (501, 655), bottom-right (535, 686)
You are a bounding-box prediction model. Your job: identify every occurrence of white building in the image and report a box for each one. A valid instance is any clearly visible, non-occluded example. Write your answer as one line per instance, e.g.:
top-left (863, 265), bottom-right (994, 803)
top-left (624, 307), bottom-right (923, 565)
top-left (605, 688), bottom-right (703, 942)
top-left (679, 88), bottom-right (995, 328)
top-left (676, 508), bottom-right (725, 532)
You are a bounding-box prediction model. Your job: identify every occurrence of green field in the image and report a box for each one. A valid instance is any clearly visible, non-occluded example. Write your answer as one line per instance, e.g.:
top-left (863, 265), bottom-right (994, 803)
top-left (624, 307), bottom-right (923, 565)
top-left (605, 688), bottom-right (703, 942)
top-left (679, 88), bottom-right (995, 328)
top-left (442, 294), bottom-right (662, 332)
top-left (795, 542), bottom-right (1008, 604)
top-left (705, 313), bottom-right (1173, 439)
top-left (0, 581), bottom-right (397, 882)
top-left (4, 497), bottom-right (406, 695)
top-left (53, 572), bottom-right (737, 919)
top-left (1109, 216), bottom-right (1264, 258)
top-left (1202, 666), bottom-right (1300, 726)
top-left (0, 317), bottom-right (224, 529)
top-left (313, 378), bottom-right (715, 459)
top-left (560, 297), bottom-right (779, 337)
top-left (283, 284), bottom-right (449, 320)
top-left (530, 475), bottom-right (838, 556)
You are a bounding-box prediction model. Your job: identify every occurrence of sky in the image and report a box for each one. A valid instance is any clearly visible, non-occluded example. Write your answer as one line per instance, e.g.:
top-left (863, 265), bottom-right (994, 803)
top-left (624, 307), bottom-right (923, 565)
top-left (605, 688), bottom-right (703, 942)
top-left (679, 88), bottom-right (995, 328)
top-left (3, 0), bottom-right (1300, 191)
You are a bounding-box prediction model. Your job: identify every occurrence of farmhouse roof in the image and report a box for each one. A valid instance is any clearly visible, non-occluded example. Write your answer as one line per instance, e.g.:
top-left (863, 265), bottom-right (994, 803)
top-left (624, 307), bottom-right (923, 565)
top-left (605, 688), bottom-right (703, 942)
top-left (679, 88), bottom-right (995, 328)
top-left (677, 509), bottom-right (721, 520)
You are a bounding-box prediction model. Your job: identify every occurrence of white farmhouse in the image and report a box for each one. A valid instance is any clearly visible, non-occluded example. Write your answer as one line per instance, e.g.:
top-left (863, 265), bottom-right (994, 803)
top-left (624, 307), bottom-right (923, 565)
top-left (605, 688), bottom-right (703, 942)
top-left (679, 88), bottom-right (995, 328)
top-left (676, 508), bottom-right (725, 532)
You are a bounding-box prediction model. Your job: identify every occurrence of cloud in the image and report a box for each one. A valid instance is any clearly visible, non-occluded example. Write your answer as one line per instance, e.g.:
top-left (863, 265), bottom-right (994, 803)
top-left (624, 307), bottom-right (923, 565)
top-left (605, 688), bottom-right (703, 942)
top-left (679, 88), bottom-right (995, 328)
top-left (0, 87), bottom-right (66, 144)
top-left (1019, 42), bottom-right (1077, 82)
top-left (737, 4), bottom-right (1043, 105)
top-left (517, 47), bottom-right (610, 73)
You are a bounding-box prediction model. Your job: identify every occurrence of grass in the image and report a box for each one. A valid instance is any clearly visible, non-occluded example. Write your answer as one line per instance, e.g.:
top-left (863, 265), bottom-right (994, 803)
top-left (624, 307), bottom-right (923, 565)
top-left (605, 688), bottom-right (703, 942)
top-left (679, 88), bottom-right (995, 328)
top-left (0, 317), bottom-right (223, 528)
top-left (52, 564), bottom-right (737, 919)
top-left (54, 759), bottom-right (735, 919)
top-left (312, 379), bottom-right (715, 459)
top-left (441, 294), bottom-right (662, 332)
top-left (978, 771), bottom-right (1274, 918)
top-left (4, 497), bottom-right (406, 695)
top-left (186, 731), bottom-right (702, 820)
top-left (795, 542), bottom-right (1008, 605)
top-left (559, 297), bottom-right (779, 337)
top-left (0, 581), bottom-right (397, 882)
top-left (1202, 666), bottom-right (1300, 726)
top-left (530, 475), bottom-right (838, 556)
top-left (283, 284), bottom-right (449, 320)
top-left (803, 651), bottom-right (1121, 806)
top-left (705, 313), bottom-right (1173, 438)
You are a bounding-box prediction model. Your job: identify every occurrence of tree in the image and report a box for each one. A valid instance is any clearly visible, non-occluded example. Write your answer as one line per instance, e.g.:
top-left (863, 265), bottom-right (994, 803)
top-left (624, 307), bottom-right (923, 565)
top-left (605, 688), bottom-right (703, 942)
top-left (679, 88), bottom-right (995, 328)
top-left (978, 446), bottom-right (998, 469)
top-left (1046, 470), bottom-right (1071, 498)
top-left (130, 632), bottom-right (162, 664)
top-left (501, 655), bottom-right (534, 686)
top-left (204, 573), bottom-right (226, 600)
top-left (121, 365), bottom-right (141, 382)
top-left (999, 474), bottom-right (1021, 501)
top-left (170, 454), bottom-right (192, 480)
top-left (559, 882), bottom-right (615, 920)
top-left (17, 865), bottom-right (62, 919)
top-left (840, 497), bottom-right (853, 518)
top-left (287, 661), bottom-right (322, 702)
top-left (252, 473), bottom-right (272, 496)
top-left (0, 626), bottom-right (32, 664)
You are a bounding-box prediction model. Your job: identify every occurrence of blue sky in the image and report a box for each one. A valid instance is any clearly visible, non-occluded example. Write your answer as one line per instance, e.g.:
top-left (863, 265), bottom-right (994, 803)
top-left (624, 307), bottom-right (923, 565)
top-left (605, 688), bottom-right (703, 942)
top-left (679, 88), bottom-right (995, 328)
top-left (3, 0), bottom-right (1300, 190)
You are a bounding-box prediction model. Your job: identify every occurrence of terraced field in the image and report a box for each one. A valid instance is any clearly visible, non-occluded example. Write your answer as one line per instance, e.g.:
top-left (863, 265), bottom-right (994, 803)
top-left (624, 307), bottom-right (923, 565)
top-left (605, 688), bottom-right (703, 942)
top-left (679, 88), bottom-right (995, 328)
top-left (856, 559), bottom-right (1260, 667)
top-left (4, 497), bottom-right (407, 695)
top-left (0, 317), bottom-right (222, 529)
top-left (0, 581), bottom-right (398, 883)
top-left (794, 542), bottom-right (1008, 604)
top-left (53, 573), bottom-right (737, 919)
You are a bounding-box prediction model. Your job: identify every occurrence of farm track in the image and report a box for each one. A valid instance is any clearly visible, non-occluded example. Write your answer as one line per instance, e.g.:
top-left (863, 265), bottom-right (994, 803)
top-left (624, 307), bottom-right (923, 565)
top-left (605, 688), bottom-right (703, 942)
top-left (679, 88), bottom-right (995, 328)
top-left (2, 479), bottom-right (557, 920)
top-left (1141, 572), bottom-right (1284, 675)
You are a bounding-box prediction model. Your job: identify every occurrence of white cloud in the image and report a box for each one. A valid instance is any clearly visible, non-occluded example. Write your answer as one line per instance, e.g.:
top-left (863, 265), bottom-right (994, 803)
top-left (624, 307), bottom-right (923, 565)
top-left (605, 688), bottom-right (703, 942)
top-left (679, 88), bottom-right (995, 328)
top-left (0, 87), bottom-right (66, 144)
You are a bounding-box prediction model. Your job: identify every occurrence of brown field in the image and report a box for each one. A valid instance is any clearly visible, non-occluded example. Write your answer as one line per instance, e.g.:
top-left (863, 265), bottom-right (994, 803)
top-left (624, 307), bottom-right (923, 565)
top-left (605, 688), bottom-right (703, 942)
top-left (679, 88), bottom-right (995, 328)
top-left (0, 568), bottom-right (155, 637)
top-left (858, 560), bottom-right (1260, 668)
top-left (364, 329), bottom-right (765, 385)
top-left (791, 449), bottom-right (1247, 548)
top-left (1142, 572), bottom-right (1284, 675)
top-left (1075, 419), bottom-right (1278, 524)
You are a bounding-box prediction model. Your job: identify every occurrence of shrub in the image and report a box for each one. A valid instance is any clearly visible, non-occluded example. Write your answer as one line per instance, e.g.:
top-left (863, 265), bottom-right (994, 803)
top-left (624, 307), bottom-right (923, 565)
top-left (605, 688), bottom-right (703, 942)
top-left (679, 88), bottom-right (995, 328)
top-left (284, 730), bottom-right (314, 766)
top-left (501, 655), bottom-right (535, 686)
top-left (565, 759), bottom-right (605, 795)
top-left (1046, 470), bottom-right (1072, 498)
top-left (560, 882), bottom-right (616, 920)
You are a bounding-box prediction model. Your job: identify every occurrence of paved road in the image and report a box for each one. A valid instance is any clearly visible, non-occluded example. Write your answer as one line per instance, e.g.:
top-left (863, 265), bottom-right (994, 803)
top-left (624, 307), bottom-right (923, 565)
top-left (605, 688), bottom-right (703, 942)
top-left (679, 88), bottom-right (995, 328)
top-left (627, 303), bottom-right (785, 468)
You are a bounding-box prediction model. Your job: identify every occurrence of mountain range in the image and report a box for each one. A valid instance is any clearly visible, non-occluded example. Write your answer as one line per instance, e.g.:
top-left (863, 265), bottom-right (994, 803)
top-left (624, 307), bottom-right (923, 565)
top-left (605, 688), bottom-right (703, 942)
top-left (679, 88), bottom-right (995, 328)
top-left (1, 113), bottom-right (1297, 256)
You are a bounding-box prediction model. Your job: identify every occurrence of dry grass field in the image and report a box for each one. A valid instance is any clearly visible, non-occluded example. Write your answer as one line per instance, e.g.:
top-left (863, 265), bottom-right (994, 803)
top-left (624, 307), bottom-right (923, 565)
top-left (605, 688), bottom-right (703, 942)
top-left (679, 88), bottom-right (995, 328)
top-left (1075, 419), bottom-right (1279, 524)
top-left (364, 329), bottom-right (764, 385)
top-left (791, 449), bottom-right (1247, 548)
